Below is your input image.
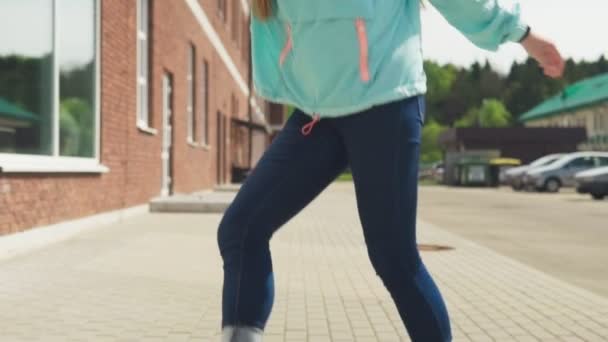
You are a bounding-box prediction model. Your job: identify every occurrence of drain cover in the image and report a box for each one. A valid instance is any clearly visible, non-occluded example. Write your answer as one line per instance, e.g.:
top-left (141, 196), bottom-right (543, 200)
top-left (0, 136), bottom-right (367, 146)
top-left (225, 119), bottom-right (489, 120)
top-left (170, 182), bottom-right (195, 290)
top-left (417, 244), bottom-right (453, 252)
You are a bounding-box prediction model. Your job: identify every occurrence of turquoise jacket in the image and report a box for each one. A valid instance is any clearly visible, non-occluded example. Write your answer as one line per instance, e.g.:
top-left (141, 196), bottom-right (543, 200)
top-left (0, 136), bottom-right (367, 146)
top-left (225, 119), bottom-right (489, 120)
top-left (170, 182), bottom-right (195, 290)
top-left (251, 0), bottom-right (528, 118)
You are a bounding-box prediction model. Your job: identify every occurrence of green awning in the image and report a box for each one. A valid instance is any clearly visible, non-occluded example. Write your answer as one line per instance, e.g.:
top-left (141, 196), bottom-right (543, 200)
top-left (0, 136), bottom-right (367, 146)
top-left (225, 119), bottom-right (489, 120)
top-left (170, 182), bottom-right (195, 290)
top-left (0, 97), bottom-right (39, 122)
top-left (519, 73), bottom-right (608, 122)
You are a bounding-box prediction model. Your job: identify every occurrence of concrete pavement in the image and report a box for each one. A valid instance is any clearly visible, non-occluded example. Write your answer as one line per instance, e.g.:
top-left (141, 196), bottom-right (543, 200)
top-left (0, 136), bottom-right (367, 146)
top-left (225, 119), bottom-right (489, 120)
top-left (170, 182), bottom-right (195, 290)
top-left (1, 183), bottom-right (607, 341)
top-left (418, 186), bottom-right (608, 297)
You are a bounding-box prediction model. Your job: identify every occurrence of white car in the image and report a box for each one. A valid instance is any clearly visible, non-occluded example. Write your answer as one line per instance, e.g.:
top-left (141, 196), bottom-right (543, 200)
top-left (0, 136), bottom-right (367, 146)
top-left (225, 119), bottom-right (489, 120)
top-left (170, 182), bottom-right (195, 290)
top-left (523, 152), bottom-right (608, 192)
top-left (505, 154), bottom-right (563, 191)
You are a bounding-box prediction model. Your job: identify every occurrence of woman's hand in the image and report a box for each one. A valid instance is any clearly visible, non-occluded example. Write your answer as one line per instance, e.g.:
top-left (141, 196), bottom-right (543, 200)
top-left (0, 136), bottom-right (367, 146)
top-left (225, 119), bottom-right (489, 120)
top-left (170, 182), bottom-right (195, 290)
top-left (521, 31), bottom-right (565, 78)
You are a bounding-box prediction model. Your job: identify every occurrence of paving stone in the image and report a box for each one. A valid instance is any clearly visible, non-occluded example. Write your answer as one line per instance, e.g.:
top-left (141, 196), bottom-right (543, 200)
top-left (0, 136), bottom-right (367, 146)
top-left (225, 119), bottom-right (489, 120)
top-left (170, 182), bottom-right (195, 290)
top-left (1, 184), bottom-right (607, 341)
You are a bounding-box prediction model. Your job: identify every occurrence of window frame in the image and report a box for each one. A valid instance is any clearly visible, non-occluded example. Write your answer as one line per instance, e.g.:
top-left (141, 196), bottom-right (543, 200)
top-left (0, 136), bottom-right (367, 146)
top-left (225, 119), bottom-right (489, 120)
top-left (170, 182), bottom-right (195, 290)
top-left (231, 0), bottom-right (240, 44)
top-left (598, 157), bottom-right (608, 166)
top-left (200, 59), bottom-right (210, 147)
top-left (187, 44), bottom-right (197, 144)
top-left (567, 157), bottom-right (595, 169)
top-left (218, 0), bottom-right (227, 22)
top-left (241, 17), bottom-right (249, 62)
top-left (0, 0), bottom-right (106, 173)
top-left (136, 0), bottom-right (154, 134)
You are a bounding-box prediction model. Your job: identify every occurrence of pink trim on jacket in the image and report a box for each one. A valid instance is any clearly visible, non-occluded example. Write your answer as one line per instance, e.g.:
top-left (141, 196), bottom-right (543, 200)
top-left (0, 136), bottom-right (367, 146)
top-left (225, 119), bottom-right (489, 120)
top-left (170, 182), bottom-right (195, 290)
top-left (279, 24), bottom-right (293, 66)
top-left (356, 18), bottom-right (370, 83)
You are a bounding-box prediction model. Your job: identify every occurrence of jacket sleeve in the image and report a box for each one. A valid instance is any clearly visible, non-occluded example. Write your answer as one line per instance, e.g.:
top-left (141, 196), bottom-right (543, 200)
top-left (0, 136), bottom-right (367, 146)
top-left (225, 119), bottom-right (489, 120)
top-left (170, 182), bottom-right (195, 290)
top-left (428, 0), bottom-right (529, 51)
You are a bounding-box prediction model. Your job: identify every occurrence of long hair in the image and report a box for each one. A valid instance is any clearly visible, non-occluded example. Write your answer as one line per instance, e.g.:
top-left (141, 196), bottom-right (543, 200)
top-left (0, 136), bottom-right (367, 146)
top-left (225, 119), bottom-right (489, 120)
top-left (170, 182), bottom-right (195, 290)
top-left (252, 0), bottom-right (273, 20)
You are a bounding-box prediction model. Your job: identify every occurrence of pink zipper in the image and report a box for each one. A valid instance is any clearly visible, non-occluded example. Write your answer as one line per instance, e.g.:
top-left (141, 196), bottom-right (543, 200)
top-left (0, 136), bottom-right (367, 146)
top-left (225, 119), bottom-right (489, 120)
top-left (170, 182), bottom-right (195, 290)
top-left (355, 18), bottom-right (370, 83)
top-left (279, 24), bottom-right (293, 66)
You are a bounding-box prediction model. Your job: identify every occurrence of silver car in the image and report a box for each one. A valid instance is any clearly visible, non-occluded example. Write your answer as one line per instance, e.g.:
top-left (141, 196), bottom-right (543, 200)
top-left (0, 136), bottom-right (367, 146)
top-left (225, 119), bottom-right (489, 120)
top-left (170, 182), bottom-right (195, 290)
top-left (523, 152), bottom-right (608, 192)
top-left (504, 154), bottom-right (563, 191)
top-left (575, 166), bottom-right (608, 200)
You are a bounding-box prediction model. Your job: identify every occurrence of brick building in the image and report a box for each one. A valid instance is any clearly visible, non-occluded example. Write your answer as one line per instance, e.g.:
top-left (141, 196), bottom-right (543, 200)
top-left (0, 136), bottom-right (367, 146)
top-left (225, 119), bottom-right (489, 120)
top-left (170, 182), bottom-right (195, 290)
top-left (0, 0), bottom-right (283, 235)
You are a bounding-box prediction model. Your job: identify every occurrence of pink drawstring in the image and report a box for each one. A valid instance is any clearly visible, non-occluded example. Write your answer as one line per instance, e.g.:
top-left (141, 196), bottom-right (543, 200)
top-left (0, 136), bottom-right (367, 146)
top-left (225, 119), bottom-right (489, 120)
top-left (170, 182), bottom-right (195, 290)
top-left (301, 114), bottom-right (321, 136)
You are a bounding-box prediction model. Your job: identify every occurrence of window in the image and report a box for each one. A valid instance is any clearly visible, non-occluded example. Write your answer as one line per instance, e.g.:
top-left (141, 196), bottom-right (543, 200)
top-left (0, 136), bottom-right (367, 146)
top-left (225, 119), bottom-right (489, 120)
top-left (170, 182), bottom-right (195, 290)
top-left (137, 0), bottom-right (151, 130)
top-left (187, 44), bottom-right (196, 142)
top-left (218, 0), bottom-right (227, 22)
top-left (200, 60), bottom-right (210, 145)
top-left (600, 113), bottom-right (608, 133)
top-left (567, 157), bottom-right (595, 168)
top-left (231, 94), bottom-right (239, 117)
top-left (231, 0), bottom-right (240, 44)
top-left (242, 18), bottom-right (249, 62)
top-left (0, 0), bottom-right (98, 159)
top-left (597, 157), bottom-right (608, 167)
top-left (594, 113), bottom-right (602, 134)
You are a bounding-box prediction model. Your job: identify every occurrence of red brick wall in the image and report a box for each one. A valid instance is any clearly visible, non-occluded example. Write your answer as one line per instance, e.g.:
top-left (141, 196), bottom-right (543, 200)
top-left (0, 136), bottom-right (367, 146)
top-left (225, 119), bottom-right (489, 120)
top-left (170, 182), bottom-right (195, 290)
top-left (0, 0), bottom-right (256, 235)
top-left (150, 0), bottom-right (251, 194)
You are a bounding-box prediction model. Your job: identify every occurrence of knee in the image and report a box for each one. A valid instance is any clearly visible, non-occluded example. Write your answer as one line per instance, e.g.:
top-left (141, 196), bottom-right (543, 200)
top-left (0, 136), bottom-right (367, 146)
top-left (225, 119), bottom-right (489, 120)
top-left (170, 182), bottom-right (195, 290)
top-left (217, 208), bottom-right (242, 259)
top-left (367, 241), bottom-right (421, 281)
top-left (217, 205), bottom-right (269, 260)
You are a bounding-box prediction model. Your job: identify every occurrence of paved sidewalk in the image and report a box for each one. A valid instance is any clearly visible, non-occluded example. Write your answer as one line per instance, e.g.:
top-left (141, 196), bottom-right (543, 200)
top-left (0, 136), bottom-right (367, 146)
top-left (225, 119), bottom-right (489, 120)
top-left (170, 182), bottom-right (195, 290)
top-left (1, 184), bottom-right (607, 341)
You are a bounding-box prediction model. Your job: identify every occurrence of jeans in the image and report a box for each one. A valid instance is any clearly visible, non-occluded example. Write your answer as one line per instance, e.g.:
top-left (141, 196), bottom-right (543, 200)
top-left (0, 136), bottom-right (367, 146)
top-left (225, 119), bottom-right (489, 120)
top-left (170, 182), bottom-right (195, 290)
top-left (218, 96), bottom-right (452, 342)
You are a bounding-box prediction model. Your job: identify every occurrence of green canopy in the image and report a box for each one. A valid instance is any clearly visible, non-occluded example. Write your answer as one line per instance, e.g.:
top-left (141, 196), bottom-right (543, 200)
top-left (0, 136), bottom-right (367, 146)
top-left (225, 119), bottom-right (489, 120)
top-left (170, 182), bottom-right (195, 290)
top-left (0, 97), bottom-right (39, 122)
top-left (519, 73), bottom-right (608, 122)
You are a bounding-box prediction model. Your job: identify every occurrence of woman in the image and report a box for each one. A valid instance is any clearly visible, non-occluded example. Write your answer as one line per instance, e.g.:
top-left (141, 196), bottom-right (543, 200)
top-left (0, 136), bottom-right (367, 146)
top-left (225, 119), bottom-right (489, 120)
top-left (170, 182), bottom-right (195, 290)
top-left (218, 0), bottom-right (564, 341)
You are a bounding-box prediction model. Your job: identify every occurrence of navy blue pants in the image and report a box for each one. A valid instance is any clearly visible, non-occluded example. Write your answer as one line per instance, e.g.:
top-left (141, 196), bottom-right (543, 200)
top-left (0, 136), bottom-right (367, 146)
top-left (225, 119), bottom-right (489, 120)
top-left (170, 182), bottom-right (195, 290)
top-left (218, 96), bottom-right (452, 341)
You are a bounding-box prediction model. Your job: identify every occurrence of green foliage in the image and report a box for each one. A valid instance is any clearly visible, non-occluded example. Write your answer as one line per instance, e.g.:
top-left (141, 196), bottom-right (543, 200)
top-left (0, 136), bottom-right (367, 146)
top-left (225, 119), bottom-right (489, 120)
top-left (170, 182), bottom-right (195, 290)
top-left (284, 104), bottom-right (295, 118)
top-left (59, 105), bottom-right (80, 156)
top-left (60, 98), bottom-right (94, 157)
top-left (455, 99), bottom-right (512, 128)
top-left (1, 54), bottom-right (95, 156)
top-left (0, 54), bottom-right (53, 115)
top-left (424, 56), bottom-right (608, 126)
top-left (421, 56), bottom-right (608, 163)
top-left (420, 119), bottom-right (447, 163)
top-left (336, 173), bottom-right (353, 182)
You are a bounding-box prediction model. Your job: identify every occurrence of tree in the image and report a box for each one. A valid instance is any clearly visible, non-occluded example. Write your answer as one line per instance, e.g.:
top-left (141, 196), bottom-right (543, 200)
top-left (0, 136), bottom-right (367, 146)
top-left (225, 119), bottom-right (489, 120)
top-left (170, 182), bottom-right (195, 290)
top-left (423, 60), bottom-right (457, 124)
top-left (478, 99), bottom-right (512, 127)
top-left (59, 98), bottom-right (94, 157)
top-left (420, 119), bottom-right (447, 163)
top-left (455, 99), bottom-right (512, 128)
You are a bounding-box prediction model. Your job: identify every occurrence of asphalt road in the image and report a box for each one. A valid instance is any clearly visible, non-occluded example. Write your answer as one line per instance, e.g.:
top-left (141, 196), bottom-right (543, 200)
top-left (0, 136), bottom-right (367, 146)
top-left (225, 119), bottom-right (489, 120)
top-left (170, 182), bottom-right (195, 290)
top-left (418, 185), bottom-right (608, 298)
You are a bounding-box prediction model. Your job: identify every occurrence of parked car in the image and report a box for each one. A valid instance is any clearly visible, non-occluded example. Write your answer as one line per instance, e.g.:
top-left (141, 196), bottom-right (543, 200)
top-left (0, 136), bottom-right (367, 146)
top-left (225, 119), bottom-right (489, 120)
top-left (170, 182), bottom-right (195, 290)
top-left (504, 154), bottom-right (563, 190)
top-left (419, 162), bottom-right (444, 183)
top-left (493, 158), bottom-right (522, 185)
top-left (575, 166), bottom-right (608, 200)
top-left (432, 162), bottom-right (444, 183)
top-left (523, 152), bottom-right (608, 192)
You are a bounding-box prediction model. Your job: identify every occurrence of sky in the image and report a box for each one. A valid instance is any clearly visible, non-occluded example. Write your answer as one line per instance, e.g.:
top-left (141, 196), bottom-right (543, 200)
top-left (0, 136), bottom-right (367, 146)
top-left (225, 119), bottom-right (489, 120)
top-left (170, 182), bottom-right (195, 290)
top-left (421, 0), bottom-right (608, 74)
top-left (2, 1), bottom-right (606, 74)
top-left (0, 1), bottom-right (95, 67)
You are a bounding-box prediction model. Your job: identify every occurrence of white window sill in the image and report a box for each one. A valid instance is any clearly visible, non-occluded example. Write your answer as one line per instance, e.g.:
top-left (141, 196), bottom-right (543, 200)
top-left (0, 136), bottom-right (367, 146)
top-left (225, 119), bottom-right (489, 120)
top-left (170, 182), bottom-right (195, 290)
top-left (0, 156), bottom-right (109, 174)
top-left (137, 123), bottom-right (158, 135)
top-left (188, 141), bottom-right (212, 151)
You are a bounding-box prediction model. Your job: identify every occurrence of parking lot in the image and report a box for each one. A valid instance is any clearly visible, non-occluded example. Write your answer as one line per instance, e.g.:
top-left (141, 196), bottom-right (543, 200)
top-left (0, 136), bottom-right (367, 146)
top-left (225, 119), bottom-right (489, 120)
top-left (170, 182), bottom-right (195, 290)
top-left (418, 185), bottom-right (608, 297)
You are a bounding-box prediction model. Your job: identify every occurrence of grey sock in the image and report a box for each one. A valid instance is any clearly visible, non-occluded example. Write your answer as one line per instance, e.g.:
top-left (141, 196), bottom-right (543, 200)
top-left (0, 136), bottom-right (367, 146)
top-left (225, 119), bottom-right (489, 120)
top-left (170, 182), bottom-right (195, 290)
top-left (222, 326), bottom-right (263, 342)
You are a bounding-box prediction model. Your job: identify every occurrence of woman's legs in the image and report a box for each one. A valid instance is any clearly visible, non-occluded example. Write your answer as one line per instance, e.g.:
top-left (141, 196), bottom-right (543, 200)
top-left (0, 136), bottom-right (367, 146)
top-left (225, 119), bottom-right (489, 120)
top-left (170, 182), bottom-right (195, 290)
top-left (218, 110), bottom-right (348, 332)
top-left (336, 97), bottom-right (452, 342)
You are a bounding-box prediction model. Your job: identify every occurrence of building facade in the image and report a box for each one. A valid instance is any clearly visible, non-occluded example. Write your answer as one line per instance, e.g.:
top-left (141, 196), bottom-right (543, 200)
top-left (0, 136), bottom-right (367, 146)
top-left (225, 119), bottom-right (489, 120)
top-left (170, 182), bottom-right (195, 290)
top-left (520, 73), bottom-right (608, 151)
top-left (0, 0), bottom-right (282, 235)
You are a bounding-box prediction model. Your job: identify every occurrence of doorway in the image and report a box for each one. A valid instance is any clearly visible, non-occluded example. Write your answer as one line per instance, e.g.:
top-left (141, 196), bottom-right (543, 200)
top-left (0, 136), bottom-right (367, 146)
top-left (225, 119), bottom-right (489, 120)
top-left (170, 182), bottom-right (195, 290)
top-left (216, 111), bottom-right (227, 184)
